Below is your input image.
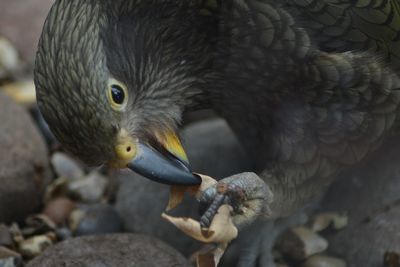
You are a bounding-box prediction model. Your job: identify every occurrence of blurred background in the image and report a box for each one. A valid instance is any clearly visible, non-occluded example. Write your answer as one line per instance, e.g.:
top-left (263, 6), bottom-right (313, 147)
top-left (0, 1), bottom-right (399, 267)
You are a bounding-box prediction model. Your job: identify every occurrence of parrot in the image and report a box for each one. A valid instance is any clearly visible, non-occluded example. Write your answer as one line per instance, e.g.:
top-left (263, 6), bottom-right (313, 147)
top-left (34, 0), bottom-right (400, 266)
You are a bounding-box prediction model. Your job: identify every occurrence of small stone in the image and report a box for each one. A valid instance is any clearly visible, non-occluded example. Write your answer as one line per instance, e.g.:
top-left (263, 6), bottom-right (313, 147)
top-left (51, 152), bottom-right (84, 181)
top-left (0, 246), bottom-right (22, 267)
top-left (18, 235), bottom-right (53, 259)
top-left (302, 255), bottom-right (346, 267)
top-left (310, 213), bottom-right (348, 232)
top-left (43, 178), bottom-right (69, 203)
top-left (0, 225), bottom-right (13, 247)
top-left (25, 234), bottom-right (191, 267)
top-left (8, 224), bottom-right (23, 244)
top-left (68, 171), bottom-right (108, 203)
top-left (55, 227), bottom-right (72, 241)
top-left (0, 37), bottom-right (19, 79)
top-left (0, 257), bottom-right (21, 267)
top-left (22, 215), bottom-right (56, 237)
top-left (43, 198), bottom-right (76, 225)
top-left (1, 80), bottom-right (36, 106)
top-left (0, 246), bottom-right (20, 258)
top-left (277, 227), bottom-right (328, 261)
top-left (70, 204), bottom-right (123, 236)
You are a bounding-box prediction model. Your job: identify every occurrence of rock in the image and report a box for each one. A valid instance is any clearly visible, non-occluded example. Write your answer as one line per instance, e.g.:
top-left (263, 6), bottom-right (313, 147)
top-left (26, 234), bottom-right (191, 267)
top-left (321, 138), bottom-right (400, 267)
top-left (18, 234), bottom-right (54, 259)
top-left (43, 198), bottom-right (76, 225)
top-left (115, 118), bottom-right (251, 255)
top-left (55, 227), bottom-right (72, 241)
top-left (182, 118), bottom-right (252, 179)
top-left (43, 178), bottom-right (69, 204)
top-left (276, 227), bottom-right (328, 261)
top-left (309, 213), bottom-right (348, 232)
top-left (22, 215), bottom-right (56, 237)
top-left (302, 255), bottom-right (347, 267)
top-left (0, 93), bottom-right (51, 223)
top-left (0, 246), bottom-right (22, 267)
top-left (0, 246), bottom-right (20, 258)
top-left (50, 152), bottom-right (84, 181)
top-left (70, 204), bottom-right (122, 236)
top-left (1, 80), bottom-right (36, 107)
top-left (0, 37), bottom-right (19, 79)
top-left (0, 225), bottom-right (13, 247)
top-left (68, 171), bottom-right (108, 203)
top-left (0, 0), bottom-right (54, 67)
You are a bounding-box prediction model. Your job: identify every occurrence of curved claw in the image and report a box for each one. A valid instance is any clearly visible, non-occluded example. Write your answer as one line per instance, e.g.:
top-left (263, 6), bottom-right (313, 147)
top-left (127, 142), bottom-right (201, 185)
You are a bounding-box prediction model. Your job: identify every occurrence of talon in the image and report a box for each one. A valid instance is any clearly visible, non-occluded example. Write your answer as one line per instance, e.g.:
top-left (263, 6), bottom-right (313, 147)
top-left (200, 182), bottom-right (247, 229)
top-left (200, 193), bottom-right (226, 229)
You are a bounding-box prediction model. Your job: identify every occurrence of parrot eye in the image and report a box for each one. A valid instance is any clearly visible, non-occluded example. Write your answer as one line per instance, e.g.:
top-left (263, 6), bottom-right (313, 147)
top-left (111, 85), bottom-right (125, 104)
top-left (107, 79), bottom-right (128, 111)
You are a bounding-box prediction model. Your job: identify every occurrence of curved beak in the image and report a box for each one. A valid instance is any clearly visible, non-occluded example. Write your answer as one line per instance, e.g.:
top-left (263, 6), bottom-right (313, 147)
top-left (112, 129), bottom-right (200, 185)
top-left (127, 142), bottom-right (201, 185)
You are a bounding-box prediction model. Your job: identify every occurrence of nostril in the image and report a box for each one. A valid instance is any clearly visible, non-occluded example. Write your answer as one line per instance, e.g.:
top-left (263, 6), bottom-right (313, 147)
top-left (126, 146), bottom-right (131, 152)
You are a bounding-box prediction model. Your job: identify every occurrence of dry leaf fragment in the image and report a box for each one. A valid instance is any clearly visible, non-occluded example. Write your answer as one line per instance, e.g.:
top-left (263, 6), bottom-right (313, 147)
top-left (165, 174), bottom-right (231, 267)
top-left (196, 244), bottom-right (227, 267)
top-left (162, 204), bottom-right (237, 244)
top-left (167, 174), bottom-right (217, 211)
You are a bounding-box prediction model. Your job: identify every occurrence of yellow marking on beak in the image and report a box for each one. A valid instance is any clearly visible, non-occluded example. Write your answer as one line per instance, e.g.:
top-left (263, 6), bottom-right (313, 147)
top-left (158, 130), bottom-right (189, 164)
top-left (110, 129), bottom-right (137, 168)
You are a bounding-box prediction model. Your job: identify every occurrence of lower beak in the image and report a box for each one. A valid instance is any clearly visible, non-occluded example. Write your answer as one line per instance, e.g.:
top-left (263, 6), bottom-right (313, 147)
top-left (127, 142), bottom-right (201, 185)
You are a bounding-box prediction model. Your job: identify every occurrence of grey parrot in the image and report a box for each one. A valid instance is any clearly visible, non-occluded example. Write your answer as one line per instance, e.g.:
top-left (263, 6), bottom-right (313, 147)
top-left (34, 0), bottom-right (400, 266)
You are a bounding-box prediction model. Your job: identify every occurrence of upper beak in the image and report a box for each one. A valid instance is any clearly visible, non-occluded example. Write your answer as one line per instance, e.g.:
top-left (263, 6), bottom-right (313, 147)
top-left (112, 129), bottom-right (201, 185)
top-left (127, 142), bottom-right (201, 185)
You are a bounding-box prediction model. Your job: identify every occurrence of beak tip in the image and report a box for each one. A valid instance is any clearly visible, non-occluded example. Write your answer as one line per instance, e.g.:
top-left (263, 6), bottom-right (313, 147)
top-left (126, 143), bottom-right (201, 186)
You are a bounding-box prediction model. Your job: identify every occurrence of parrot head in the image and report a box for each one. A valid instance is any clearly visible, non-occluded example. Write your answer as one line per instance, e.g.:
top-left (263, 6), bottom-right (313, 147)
top-left (34, 0), bottom-right (215, 185)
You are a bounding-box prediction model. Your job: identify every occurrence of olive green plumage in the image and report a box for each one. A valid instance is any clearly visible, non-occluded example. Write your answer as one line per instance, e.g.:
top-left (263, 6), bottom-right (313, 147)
top-left (35, 0), bottom-right (400, 222)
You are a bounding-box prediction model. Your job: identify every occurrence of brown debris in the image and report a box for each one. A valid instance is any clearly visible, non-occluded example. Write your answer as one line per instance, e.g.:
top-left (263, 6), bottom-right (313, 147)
top-left (384, 252), bottom-right (400, 267)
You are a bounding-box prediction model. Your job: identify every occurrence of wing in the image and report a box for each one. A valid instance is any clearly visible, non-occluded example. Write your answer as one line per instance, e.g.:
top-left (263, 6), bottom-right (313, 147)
top-left (284, 0), bottom-right (400, 70)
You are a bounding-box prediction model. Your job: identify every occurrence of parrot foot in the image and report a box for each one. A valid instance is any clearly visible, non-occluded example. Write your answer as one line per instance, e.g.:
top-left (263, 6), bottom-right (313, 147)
top-left (199, 172), bottom-right (273, 229)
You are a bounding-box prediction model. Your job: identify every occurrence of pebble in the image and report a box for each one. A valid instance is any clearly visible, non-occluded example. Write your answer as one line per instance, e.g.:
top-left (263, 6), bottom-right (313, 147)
top-left (0, 225), bottom-right (13, 247)
top-left (69, 204), bottom-right (122, 236)
top-left (43, 198), bottom-right (76, 225)
top-left (310, 213), bottom-right (348, 232)
top-left (68, 171), bottom-right (108, 203)
top-left (0, 0), bottom-right (54, 65)
top-left (25, 234), bottom-right (191, 267)
top-left (0, 37), bottom-right (19, 79)
top-left (22, 215), bottom-right (56, 237)
top-left (18, 234), bottom-right (54, 259)
top-left (0, 246), bottom-right (22, 267)
top-left (55, 227), bottom-right (72, 241)
top-left (0, 93), bottom-right (51, 223)
top-left (51, 152), bottom-right (84, 181)
top-left (1, 80), bottom-right (36, 107)
top-left (43, 178), bottom-right (69, 204)
top-left (302, 255), bottom-right (347, 267)
top-left (277, 227), bottom-right (328, 261)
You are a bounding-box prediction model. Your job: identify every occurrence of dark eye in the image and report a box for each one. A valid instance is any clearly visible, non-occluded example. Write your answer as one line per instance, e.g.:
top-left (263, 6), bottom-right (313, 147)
top-left (110, 84), bottom-right (125, 105)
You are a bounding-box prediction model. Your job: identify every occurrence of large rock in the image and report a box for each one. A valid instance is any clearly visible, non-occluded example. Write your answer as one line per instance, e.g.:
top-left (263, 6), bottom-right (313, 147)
top-left (26, 234), bottom-right (191, 267)
top-left (321, 137), bottom-right (400, 267)
top-left (0, 0), bottom-right (54, 67)
top-left (182, 118), bottom-right (252, 179)
top-left (0, 93), bottom-right (51, 223)
top-left (115, 118), bottom-right (252, 255)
